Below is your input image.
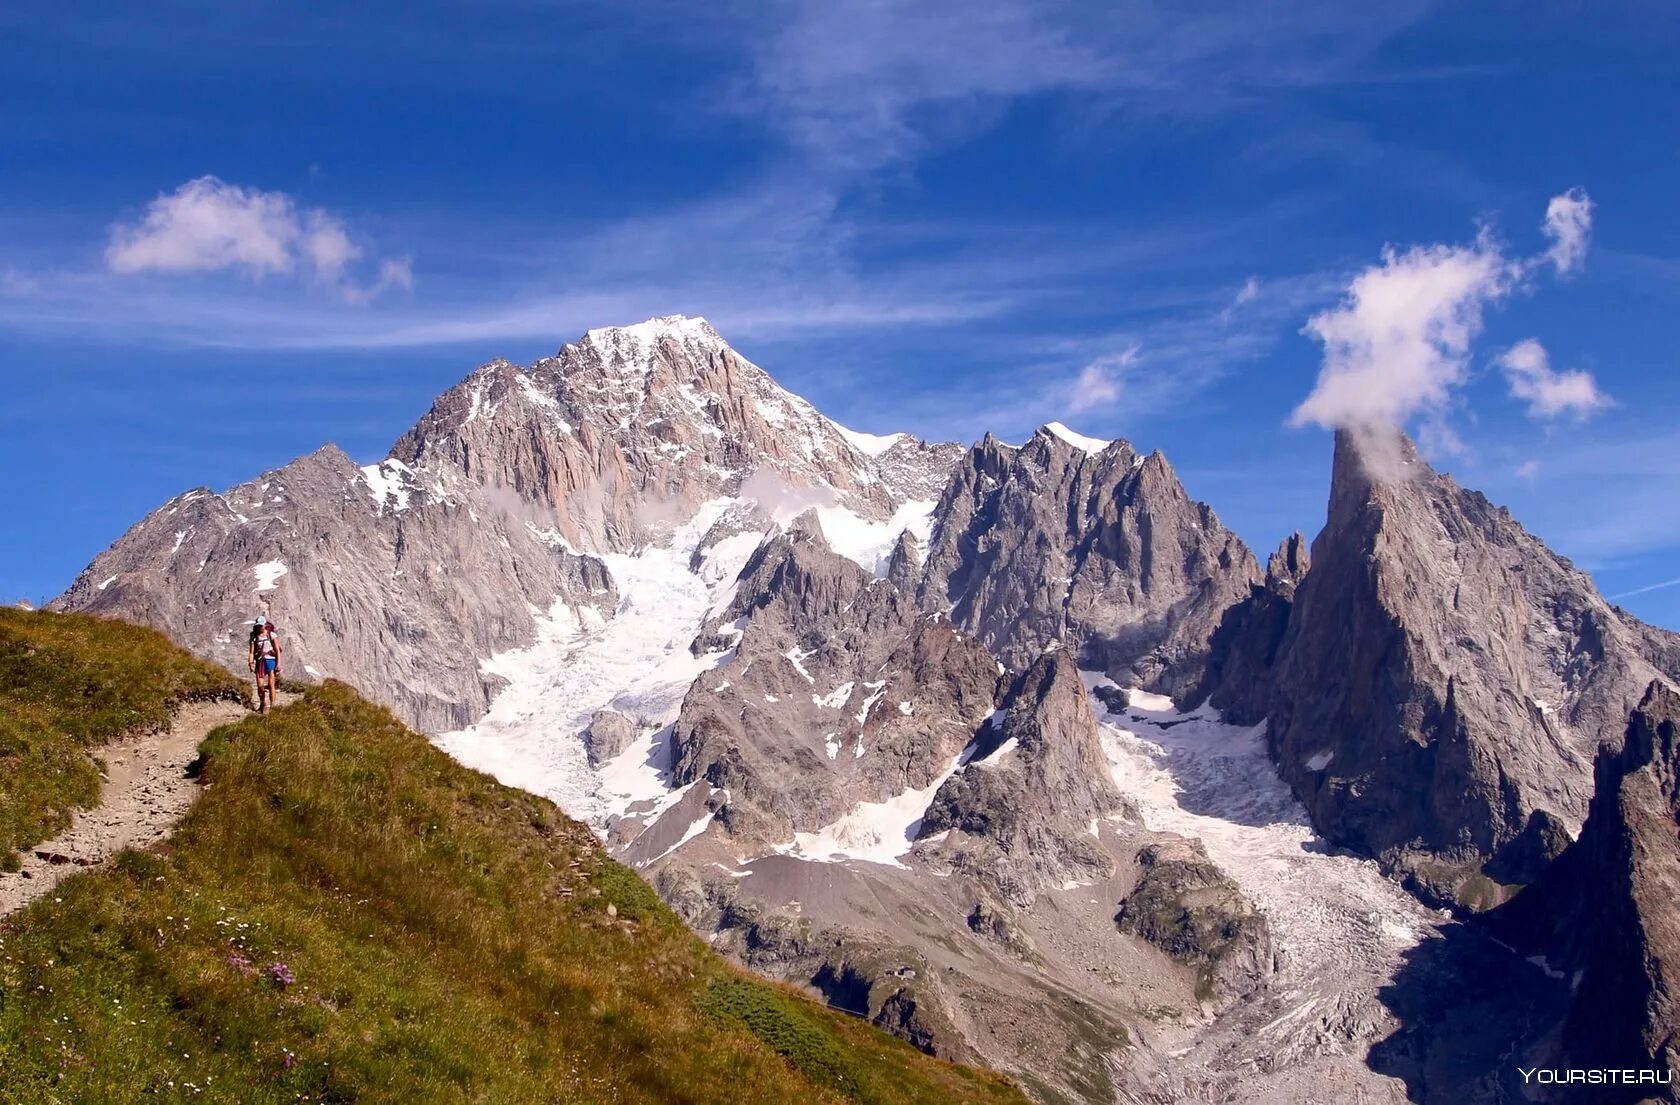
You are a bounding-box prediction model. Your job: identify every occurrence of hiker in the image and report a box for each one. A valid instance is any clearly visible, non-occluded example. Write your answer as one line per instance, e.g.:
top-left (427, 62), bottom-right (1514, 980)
top-left (248, 615), bottom-right (283, 713)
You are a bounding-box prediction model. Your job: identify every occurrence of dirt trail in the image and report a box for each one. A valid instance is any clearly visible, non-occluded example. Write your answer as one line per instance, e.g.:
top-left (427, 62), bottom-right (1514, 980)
top-left (0, 692), bottom-right (296, 918)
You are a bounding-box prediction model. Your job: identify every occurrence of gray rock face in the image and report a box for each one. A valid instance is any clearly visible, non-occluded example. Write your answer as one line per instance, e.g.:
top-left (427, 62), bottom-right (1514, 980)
top-left (53, 443), bottom-right (616, 732)
top-left (871, 437), bottom-right (970, 503)
top-left (920, 651), bottom-right (1131, 900)
top-left (1518, 683), bottom-right (1680, 1098)
top-left (53, 316), bottom-right (962, 733)
top-left (389, 316), bottom-right (932, 554)
top-left (1190, 533), bottom-right (1309, 723)
top-left (1114, 838), bottom-right (1273, 1003)
top-left (1234, 429), bottom-right (1679, 910)
top-left (918, 427), bottom-right (1259, 698)
top-left (669, 517), bottom-right (1002, 846)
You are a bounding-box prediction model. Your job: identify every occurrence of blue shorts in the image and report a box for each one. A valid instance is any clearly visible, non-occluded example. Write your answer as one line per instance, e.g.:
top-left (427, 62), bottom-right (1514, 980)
top-left (259, 657), bottom-right (278, 674)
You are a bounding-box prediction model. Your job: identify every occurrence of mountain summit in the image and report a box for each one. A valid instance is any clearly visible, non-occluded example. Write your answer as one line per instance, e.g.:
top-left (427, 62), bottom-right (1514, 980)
top-left (54, 317), bottom-right (953, 730)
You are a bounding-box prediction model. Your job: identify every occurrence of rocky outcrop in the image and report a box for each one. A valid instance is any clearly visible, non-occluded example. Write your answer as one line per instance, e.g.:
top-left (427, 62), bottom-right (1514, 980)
top-left (918, 426), bottom-right (1259, 698)
top-left (669, 517), bottom-right (1002, 845)
top-left (653, 865), bottom-right (975, 1062)
top-left (1190, 533), bottom-right (1309, 722)
top-left (1213, 429), bottom-right (1678, 910)
top-left (872, 437), bottom-right (969, 503)
top-left (53, 443), bottom-right (615, 731)
top-left (919, 651), bottom-right (1131, 899)
top-left (1507, 683), bottom-right (1680, 1098)
top-left (1114, 838), bottom-right (1272, 1003)
top-left (583, 709), bottom-right (640, 768)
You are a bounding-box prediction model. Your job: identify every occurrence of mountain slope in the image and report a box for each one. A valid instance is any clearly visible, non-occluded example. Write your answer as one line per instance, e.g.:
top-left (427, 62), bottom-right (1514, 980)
top-left (1512, 682), bottom-right (1680, 1099)
top-left (0, 607), bottom-right (243, 863)
top-left (1204, 429), bottom-right (1679, 909)
top-left (0, 613), bottom-right (1027, 1105)
top-left (919, 426), bottom-right (1259, 698)
top-left (54, 442), bottom-right (617, 732)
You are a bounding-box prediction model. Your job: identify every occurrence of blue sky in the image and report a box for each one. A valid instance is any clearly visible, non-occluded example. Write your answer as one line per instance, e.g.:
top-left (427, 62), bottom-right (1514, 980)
top-left (2, 2), bottom-right (1677, 627)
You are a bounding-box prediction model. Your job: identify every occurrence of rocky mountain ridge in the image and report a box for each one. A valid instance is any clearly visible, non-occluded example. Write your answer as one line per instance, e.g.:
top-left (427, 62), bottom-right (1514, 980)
top-left (51, 315), bottom-right (1680, 1103)
top-left (1199, 428), bottom-right (1679, 911)
top-left (54, 316), bottom-right (952, 730)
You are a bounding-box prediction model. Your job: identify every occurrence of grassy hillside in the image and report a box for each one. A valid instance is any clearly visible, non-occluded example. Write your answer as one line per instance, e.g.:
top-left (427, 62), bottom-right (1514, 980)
top-left (0, 618), bottom-right (1027, 1104)
top-left (0, 607), bottom-right (244, 863)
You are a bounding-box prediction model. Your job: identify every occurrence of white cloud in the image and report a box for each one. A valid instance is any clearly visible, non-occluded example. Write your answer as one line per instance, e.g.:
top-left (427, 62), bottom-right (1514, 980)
top-left (1066, 346), bottom-right (1137, 413)
top-left (1416, 416), bottom-right (1469, 460)
top-left (1515, 458), bottom-right (1541, 481)
top-left (1290, 231), bottom-right (1514, 435)
top-left (105, 175), bottom-right (408, 301)
top-left (107, 177), bottom-right (299, 277)
top-left (1497, 338), bottom-right (1610, 418)
top-left (1290, 191), bottom-right (1609, 470)
top-left (1218, 275), bottom-right (1263, 324)
top-left (341, 257), bottom-right (415, 306)
top-left (299, 211), bottom-right (360, 281)
top-left (1541, 187), bottom-right (1593, 276)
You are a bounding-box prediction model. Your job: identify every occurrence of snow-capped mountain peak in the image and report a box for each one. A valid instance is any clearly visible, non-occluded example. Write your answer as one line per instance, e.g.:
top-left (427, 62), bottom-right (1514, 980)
top-left (578, 313), bottom-right (722, 365)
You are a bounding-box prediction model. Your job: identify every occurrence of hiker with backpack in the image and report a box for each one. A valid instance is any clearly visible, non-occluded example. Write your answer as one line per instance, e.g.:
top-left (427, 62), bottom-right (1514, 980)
top-left (248, 615), bottom-right (283, 713)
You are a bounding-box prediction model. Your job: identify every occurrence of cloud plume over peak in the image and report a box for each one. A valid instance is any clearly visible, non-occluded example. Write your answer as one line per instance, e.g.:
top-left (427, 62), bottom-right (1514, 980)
top-left (1290, 189), bottom-right (1603, 464)
top-left (1290, 231), bottom-right (1514, 433)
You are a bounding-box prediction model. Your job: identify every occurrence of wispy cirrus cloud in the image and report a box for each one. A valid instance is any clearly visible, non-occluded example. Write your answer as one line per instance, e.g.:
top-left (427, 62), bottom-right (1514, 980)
top-left (727, 0), bottom-right (1436, 176)
top-left (0, 0), bottom-right (1439, 373)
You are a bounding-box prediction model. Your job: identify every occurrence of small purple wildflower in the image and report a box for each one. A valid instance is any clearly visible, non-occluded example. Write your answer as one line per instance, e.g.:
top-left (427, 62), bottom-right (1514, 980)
top-left (282, 1050), bottom-right (297, 1070)
top-left (226, 953), bottom-right (251, 970)
top-left (267, 962), bottom-right (295, 988)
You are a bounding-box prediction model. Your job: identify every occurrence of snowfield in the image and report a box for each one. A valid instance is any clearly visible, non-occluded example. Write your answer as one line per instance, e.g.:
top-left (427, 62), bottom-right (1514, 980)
top-left (436, 503), bottom-right (747, 825)
top-left (1083, 673), bottom-right (1444, 1095)
top-left (436, 490), bottom-right (935, 832)
top-left (1083, 673), bottom-right (1437, 977)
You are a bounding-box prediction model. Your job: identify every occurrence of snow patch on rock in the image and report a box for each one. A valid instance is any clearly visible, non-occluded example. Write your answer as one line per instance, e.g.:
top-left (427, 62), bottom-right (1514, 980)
top-left (252, 560), bottom-right (288, 592)
top-left (1042, 421), bottom-right (1110, 454)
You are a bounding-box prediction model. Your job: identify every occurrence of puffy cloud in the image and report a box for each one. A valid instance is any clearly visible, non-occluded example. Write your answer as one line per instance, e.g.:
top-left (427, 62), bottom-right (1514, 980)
top-left (1515, 458), bottom-right (1541, 481)
top-left (1290, 231), bottom-right (1514, 435)
top-left (1066, 346), bottom-right (1137, 413)
top-left (1541, 187), bottom-right (1593, 276)
top-left (1235, 276), bottom-right (1261, 305)
top-left (1291, 191), bottom-right (1607, 472)
top-left (105, 176), bottom-right (408, 300)
top-left (1497, 338), bottom-right (1611, 418)
top-left (107, 177), bottom-right (300, 277)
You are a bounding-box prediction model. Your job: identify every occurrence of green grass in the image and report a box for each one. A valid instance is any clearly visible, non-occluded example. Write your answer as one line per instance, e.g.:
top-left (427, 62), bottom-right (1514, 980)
top-left (0, 607), bottom-right (245, 864)
top-left (0, 618), bottom-right (1027, 1105)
